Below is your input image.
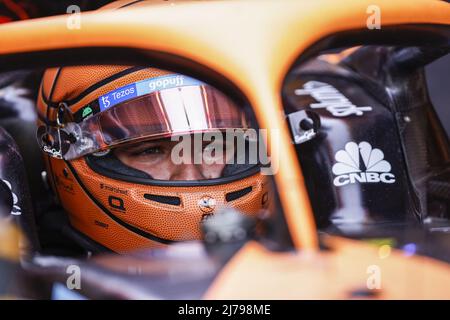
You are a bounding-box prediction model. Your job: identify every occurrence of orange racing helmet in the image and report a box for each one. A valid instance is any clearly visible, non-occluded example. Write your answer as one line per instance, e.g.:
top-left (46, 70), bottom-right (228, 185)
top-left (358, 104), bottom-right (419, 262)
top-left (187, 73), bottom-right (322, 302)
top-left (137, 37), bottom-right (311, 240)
top-left (36, 66), bottom-right (269, 253)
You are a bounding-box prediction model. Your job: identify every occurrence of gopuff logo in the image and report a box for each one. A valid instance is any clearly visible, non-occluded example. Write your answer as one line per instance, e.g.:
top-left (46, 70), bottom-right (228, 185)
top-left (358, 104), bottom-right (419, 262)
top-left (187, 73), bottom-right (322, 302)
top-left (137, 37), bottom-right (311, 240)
top-left (148, 75), bottom-right (184, 91)
top-left (332, 141), bottom-right (395, 187)
top-left (295, 81), bottom-right (372, 117)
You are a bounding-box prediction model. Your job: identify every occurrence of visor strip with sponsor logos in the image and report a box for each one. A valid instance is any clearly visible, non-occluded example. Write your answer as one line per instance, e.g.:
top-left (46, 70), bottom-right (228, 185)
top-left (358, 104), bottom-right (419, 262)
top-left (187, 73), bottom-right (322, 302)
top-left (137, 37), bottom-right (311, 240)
top-left (74, 74), bottom-right (204, 122)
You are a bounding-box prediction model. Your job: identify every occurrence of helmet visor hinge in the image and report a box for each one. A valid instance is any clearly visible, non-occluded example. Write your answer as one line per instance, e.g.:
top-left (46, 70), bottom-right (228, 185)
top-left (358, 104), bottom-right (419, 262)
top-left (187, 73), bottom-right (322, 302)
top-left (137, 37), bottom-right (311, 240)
top-left (37, 102), bottom-right (77, 159)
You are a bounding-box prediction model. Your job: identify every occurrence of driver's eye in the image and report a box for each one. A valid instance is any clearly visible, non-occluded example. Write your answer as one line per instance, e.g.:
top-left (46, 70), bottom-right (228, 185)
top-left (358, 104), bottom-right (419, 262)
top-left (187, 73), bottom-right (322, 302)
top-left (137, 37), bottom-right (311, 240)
top-left (132, 146), bottom-right (163, 156)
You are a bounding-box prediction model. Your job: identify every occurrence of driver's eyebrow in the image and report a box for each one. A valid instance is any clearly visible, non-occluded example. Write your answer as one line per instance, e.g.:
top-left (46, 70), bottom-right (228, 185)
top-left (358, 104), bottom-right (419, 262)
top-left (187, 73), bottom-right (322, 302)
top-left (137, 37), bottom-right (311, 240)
top-left (117, 140), bottom-right (164, 153)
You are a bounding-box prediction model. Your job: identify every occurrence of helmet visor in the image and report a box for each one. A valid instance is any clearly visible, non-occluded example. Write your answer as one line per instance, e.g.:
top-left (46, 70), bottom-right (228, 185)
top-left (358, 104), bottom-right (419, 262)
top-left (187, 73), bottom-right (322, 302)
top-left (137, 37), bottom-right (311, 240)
top-left (50, 78), bottom-right (249, 160)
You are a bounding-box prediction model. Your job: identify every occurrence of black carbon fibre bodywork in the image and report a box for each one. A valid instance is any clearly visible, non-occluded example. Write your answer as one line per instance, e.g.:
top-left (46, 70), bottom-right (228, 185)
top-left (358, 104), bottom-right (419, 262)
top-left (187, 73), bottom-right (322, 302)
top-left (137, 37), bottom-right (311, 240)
top-left (283, 47), bottom-right (450, 236)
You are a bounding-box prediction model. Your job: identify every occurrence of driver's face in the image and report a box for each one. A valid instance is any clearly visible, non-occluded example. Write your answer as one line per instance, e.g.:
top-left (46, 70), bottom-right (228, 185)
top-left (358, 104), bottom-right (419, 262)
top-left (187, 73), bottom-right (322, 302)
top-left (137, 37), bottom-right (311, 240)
top-left (114, 136), bottom-right (230, 180)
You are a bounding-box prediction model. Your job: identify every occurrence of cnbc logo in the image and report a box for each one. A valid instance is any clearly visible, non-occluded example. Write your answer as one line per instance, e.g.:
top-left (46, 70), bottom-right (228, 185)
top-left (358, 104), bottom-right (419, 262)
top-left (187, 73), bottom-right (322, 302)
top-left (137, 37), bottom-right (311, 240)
top-left (332, 141), bottom-right (395, 187)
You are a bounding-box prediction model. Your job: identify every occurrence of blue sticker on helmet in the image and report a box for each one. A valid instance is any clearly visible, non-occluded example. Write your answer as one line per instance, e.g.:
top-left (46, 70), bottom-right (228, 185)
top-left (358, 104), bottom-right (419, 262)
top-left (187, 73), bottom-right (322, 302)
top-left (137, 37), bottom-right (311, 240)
top-left (98, 74), bottom-right (204, 112)
top-left (98, 83), bottom-right (137, 111)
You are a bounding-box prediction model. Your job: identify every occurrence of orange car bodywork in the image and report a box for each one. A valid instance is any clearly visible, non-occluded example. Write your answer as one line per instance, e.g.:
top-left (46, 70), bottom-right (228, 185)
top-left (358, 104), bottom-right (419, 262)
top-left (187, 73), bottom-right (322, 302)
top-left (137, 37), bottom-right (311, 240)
top-left (205, 238), bottom-right (450, 299)
top-left (0, 0), bottom-right (449, 298)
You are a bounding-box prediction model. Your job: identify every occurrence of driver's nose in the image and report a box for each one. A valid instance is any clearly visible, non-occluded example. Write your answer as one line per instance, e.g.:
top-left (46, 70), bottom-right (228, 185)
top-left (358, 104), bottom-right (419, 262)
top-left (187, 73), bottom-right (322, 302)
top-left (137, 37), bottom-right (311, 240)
top-left (170, 163), bottom-right (205, 180)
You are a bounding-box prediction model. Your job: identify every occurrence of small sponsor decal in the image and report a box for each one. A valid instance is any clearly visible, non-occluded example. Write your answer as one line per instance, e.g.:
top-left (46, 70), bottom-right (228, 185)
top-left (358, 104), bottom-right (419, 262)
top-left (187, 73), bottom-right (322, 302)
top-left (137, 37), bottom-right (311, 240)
top-left (198, 196), bottom-right (216, 213)
top-left (55, 174), bottom-right (75, 195)
top-left (100, 183), bottom-right (128, 195)
top-left (108, 195), bottom-right (126, 212)
top-left (81, 106), bottom-right (93, 119)
top-left (43, 145), bottom-right (62, 158)
top-left (94, 220), bottom-right (109, 229)
top-left (98, 83), bottom-right (137, 111)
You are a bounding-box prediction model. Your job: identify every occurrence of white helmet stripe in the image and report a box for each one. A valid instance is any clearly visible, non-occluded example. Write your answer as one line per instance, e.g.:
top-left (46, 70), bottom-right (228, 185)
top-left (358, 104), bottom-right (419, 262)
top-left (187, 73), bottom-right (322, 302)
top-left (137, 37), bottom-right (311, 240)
top-left (159, 87), bottom-right (191, 132)
top-left (180, 86), bottom-right (208, 131)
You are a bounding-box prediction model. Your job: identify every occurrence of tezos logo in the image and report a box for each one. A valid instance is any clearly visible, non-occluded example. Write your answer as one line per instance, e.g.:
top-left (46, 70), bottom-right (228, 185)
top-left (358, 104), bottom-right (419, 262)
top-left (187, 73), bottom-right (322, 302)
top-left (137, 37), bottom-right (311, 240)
top-left (332, 141), bottom-right (395, 187)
